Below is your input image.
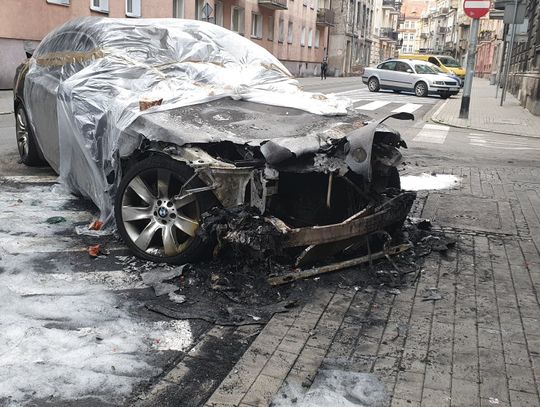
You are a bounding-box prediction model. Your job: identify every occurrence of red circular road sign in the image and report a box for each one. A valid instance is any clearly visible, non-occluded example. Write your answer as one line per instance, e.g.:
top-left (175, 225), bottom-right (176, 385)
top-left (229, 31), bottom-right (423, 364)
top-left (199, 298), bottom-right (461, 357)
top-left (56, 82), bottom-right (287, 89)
top-left (463, 0), bottom-right (491, 19)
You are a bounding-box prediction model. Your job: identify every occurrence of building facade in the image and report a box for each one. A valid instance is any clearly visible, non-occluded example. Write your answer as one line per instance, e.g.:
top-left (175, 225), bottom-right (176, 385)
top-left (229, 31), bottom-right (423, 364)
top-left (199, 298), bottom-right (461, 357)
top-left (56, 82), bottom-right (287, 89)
top-left (497, 0), bottom-right (540, 115)
top-left (397, 0), bottom-right (427, 54)
top-left (327, 0), bottom-right (375, 75)
top-left (370, 0), bottom-right (401, 65)
top-left (0, 0), bottom-right (329, 88)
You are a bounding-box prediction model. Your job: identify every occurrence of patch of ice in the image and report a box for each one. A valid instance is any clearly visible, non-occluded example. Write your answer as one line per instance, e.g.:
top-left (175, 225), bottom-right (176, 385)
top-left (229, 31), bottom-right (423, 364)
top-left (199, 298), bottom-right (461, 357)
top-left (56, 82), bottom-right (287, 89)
top-left (401, 173), bottom-right (461, 191)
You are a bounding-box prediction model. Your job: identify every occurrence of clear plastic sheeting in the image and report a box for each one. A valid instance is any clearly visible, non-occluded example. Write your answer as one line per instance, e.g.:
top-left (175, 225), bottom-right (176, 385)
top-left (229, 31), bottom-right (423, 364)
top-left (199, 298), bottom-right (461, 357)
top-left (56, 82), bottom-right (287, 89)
top-left (23, 18), bottom-right (349, 222)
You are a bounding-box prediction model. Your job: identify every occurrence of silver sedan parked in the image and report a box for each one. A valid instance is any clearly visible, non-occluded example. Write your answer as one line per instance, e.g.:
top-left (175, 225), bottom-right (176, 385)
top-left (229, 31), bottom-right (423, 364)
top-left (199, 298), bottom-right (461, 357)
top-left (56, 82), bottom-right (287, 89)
top-left (362, 59), bottom-right (460, 99)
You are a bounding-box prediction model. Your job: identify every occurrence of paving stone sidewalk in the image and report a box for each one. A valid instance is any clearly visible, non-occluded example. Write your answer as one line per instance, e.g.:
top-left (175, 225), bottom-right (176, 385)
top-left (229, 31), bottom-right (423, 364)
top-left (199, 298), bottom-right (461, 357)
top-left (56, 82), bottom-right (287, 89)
top-left (203, 165), bottom-right (540, 407)
top-left (431, 79), bottom-right (540, 138)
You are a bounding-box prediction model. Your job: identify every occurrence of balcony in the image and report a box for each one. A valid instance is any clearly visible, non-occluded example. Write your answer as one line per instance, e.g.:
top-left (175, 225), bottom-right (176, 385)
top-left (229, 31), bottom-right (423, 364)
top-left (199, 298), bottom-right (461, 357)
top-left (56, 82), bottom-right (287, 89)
top-left (316, 8), bottom-right (335, 26)
top-left (397, 13), bottom-right (405, 23)
top-left (420, 32), bottom-right (429, 39)
top-left (380, 27), bottom-right (399, 41)
top-left (258, 0), bottom-right (287, 10)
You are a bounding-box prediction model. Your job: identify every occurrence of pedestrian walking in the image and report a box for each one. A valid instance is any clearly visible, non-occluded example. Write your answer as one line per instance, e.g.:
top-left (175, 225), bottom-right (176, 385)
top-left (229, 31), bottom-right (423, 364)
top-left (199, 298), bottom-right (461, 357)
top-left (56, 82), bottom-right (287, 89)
top-left (321, 59), bottom-right (328, 80)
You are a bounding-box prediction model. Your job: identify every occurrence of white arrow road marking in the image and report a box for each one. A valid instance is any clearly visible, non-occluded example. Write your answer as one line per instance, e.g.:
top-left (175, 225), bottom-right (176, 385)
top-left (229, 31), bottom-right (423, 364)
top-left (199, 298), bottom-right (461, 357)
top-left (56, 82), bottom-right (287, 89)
top-left (392, 103), bottom-right (423, 113)
top-left (355, 101), bottom-right (392, 111)
top-left (412, 123), bottom-right (449, 144)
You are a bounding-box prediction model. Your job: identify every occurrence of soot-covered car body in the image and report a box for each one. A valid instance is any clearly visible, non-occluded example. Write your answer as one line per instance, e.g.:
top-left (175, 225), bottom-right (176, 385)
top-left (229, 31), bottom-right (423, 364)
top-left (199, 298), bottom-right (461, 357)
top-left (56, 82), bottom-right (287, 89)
top-left (14, 18), bottom-right (415, 265)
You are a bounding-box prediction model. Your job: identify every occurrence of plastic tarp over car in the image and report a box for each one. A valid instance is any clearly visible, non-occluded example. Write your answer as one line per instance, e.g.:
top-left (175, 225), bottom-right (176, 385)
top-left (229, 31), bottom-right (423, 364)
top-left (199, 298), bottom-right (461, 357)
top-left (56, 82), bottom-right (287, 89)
top-left (24, 17), bottom-right (349, 222)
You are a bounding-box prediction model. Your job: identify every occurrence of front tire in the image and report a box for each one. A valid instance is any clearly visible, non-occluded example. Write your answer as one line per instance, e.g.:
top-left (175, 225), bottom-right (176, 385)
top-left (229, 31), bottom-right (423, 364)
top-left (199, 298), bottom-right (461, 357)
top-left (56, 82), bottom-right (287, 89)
top-left (440, 93), bottom-right (451, 99)
top-left (115, 156), bottom-right (215, 264)
top-left (368, 77), bottom-right (380, 92)
top-left (15, 104), bottom-right (45, 166)
top-left (414, 82), bottom-right (428, 97)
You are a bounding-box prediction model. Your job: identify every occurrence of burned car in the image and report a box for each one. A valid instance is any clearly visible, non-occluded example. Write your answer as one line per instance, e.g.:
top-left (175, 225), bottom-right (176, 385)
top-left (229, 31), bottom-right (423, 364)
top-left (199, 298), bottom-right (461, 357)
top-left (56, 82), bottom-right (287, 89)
top-left (14, 18), bottom-right (415, 264)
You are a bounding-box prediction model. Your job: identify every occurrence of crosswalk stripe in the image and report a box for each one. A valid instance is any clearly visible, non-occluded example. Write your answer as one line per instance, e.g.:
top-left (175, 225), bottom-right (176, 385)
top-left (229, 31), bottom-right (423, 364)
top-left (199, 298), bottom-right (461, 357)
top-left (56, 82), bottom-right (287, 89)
top-left (413, 123), bottom-right (449, 144)
top-left (355, 101), bottom-right (392, 111)
top-left (392, 103), bottom-right (423, 113)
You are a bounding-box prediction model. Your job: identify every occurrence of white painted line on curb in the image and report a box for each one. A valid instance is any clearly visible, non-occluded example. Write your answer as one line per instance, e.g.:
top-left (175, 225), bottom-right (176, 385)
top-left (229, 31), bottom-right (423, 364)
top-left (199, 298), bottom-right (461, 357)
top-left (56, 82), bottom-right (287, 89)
top-left (432, 99), bottom-right (449, 119)
top-left (0, 175), bottom-right (59, 183)
top-left (392, 103), bottom-right (422, 113)
top-left (0, 237), bottom-right (125, 254)
top-left (413, 123), bottom-right (450, 144)
top-left (355, 101), bottom-right (391, 111)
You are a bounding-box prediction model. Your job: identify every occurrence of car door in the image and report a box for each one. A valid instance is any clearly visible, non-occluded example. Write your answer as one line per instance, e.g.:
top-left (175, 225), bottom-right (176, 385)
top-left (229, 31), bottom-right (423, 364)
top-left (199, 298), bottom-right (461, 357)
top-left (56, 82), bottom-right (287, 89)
top-left (26, 31), bottom-right (98, 172)
top-left (393, 61), bottom-right (415, 91)
top-left (376, 61), bottom-right (396, 88)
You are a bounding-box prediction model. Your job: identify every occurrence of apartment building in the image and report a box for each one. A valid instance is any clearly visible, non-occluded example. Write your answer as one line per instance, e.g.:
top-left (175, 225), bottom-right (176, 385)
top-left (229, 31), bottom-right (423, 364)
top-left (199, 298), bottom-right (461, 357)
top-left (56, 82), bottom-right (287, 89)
top-left (0, 0), bottom-right (329, 88)
top-left (370, 0), bottom-right (401, 64)
top-left (495, 0), bottom-right (540, 115)
top-left (397, 0), bottom-right (427, 54)
top-left (328, 0), bottom-right (374, 75)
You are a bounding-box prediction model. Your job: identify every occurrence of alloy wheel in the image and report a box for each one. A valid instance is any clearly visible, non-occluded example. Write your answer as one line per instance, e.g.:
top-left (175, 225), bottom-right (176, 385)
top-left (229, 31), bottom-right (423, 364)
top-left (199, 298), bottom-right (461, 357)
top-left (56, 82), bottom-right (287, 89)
top-left (415, 83), bottom-right (427, 97)
top-left (121, 169), bottom-right (200, 257)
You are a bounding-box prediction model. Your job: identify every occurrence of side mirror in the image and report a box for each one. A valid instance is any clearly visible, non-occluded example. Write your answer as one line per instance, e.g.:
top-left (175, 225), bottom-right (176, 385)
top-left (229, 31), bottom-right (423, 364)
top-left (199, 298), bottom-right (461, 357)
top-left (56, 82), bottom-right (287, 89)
top-left (406, 69), bottom-right (413, 73)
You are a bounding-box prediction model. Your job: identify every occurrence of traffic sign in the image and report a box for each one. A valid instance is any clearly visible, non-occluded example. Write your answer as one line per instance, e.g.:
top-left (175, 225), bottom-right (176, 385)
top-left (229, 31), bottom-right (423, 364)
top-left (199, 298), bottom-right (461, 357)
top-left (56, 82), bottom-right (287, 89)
top-left (202, 3), bottom-right (213, 19)
top-left (463, 0), bottom-right (491, 19)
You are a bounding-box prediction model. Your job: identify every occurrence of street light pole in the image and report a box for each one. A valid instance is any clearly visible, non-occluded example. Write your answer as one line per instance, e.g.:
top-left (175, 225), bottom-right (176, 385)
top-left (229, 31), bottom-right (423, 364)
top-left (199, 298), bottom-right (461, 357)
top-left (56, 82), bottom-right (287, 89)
top-left (459, 17), bottom-right (480, 119)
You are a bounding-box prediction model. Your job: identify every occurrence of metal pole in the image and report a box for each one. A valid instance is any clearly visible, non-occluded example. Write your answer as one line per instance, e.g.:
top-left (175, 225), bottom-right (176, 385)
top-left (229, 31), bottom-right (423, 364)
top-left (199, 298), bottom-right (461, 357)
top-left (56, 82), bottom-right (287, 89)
top-left (459, 17), bottom-right (480, 119)
top-left (500, 0), bottom-right (519, 106)
top-left (495, 23), bottom-right (509, 99)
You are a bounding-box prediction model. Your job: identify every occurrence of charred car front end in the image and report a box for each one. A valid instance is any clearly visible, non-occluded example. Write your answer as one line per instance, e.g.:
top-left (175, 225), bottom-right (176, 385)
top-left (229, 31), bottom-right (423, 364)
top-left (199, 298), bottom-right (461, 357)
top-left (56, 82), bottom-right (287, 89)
top-left (13, 17), bottom-right (415, 265)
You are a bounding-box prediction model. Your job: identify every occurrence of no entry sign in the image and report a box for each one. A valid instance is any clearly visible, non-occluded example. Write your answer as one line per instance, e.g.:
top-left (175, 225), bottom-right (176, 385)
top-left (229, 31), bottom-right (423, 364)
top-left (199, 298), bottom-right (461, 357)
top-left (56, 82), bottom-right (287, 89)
top-left (464, 0), bottom-right (491, 19)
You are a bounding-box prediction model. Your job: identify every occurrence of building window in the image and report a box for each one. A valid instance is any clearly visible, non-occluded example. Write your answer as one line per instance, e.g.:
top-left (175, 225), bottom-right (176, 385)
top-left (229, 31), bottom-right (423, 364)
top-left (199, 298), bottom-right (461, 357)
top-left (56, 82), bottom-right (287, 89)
top-left (47, 0), bottom-right (70, 5)
top-left (301, 26), bottom-right (306, 46)
top-left (215, 1), bottom-right (223, 26)
top-left (173, 0), bottom-right (184, 18)
top-left (315, 29), bottom-right (320, 48)
top-left (251, 13), bottom-right (263, 39)
top-left (195, 0), bottom-right (204, 20)
top-left (308, 28), bottom-right (313, 47)
top-left (278, 19), bottom-right (285, 42)
top-left (231, 7), bottom-right (245, 34)
top-left (268, 16), bottom-right (274, 41)
top-left (126, 0), bottom-right (141, 17)
top-left (90, 0), bottom-right (109, 13)
top-left (287, 22), bottom-right (293, 44)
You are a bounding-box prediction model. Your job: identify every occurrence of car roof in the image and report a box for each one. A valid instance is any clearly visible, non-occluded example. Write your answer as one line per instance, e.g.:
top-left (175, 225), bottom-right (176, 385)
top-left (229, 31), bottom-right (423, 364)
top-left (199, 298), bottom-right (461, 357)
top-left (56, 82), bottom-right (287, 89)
top-left (380, 59), bottom-right (429, 66)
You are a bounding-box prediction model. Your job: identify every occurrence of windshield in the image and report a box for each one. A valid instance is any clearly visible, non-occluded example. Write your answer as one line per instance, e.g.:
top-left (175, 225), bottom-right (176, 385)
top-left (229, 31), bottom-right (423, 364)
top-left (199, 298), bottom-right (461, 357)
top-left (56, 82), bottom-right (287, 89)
top-left (414, 64), bottom-right (438, 74)
top-left (438, 56), bottom-right (461, 68)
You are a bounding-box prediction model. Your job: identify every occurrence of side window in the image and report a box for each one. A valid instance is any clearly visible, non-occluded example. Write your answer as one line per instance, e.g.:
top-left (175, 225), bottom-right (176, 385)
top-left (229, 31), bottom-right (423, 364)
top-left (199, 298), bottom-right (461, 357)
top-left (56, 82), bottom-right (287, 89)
top-left (395, 62), bottom-right (410, 72)
top-left (428, 57), bottom-right (440, 66)
top-left (379, 61), bottom-right (396, 70)
top-left (36, 31), bottom-right (98, 56)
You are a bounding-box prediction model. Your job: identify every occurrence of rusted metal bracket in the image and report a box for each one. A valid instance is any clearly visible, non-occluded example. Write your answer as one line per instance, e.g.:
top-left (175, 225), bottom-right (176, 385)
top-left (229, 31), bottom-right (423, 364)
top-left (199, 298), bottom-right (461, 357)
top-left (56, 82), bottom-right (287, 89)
top-left (268, 243), bottom-right (412, 286)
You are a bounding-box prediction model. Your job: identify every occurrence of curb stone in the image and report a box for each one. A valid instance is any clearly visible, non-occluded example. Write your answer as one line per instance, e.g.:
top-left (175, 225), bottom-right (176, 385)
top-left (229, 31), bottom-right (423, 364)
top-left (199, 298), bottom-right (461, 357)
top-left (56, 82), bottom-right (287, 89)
top-left (430, 115), bottom-right (540, 139)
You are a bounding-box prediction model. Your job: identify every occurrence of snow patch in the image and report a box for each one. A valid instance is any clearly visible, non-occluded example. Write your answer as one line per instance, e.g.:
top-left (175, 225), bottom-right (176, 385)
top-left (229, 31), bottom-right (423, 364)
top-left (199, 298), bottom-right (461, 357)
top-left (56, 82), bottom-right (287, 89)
top-left (401, 173), bottom-right (461, 191)
top-left (274, 370), bottom-right (389, 407)
top-left (0, 236), bottom-right (192, 405)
